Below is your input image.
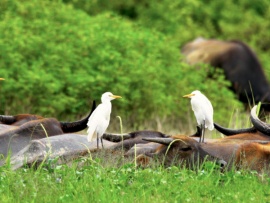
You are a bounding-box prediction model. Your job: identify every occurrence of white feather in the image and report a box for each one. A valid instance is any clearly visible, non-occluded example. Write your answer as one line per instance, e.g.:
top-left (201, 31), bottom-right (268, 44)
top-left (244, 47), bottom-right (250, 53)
top-left (87, 92), bottom-right (121, 143)
top-left (185, 90), bottom-right (214, 130)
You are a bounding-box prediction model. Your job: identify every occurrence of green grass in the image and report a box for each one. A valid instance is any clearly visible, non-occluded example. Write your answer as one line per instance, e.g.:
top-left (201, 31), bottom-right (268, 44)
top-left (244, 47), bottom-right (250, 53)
top-left (1, 156), bottom-right (270, 203)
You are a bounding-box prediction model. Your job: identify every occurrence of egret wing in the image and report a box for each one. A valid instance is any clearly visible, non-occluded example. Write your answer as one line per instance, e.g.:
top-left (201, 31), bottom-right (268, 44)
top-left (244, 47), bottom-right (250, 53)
top-left (87, 104), bottom-right (103, 141)
top-left (201, 96), bottom-right (214, 130)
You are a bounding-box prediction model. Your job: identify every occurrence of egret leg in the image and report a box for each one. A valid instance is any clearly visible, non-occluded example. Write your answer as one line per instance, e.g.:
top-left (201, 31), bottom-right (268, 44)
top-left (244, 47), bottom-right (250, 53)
top-left (199, 125), bottom-right (202, 143)
top-left (97, 134), bottom-right (99, 149)
top-left (101, 136), bottom-right (104, 149)
top-left (202, 120), bottom-right (206, 143)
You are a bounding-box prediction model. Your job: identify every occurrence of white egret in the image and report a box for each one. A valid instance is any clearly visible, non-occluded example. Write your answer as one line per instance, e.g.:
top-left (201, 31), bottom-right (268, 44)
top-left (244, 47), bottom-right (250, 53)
top-left (87, 92), bottom-right (122, 148)
top-left (183, 90), bottom-right (214, 143)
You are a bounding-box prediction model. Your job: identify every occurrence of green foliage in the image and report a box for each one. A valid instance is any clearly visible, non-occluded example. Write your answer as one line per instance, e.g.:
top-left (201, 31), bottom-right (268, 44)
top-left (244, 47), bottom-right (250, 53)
top-left (0, 0), bottom-right (241, 129)
top-left (0, 0), bottom-right (244, 131)
top-left (65, 0), bottom-right (270, 78)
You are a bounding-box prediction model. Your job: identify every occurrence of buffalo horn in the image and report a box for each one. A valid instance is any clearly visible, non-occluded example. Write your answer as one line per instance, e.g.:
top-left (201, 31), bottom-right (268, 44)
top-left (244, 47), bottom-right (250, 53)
top-left (214, 123), bottom-right (256, 136)
top-left (102, 133), bottom-right (131, 142)
top-left (0, 115), bottom-right (16, 124)
top-left (190, 126), bottom-right (201, 137)
top-left (60, 100), bottom-right (96, 133)
top-left (250, 105), bottom-right (270, 135)
top-left (142, 137), bottom-right (174, 145)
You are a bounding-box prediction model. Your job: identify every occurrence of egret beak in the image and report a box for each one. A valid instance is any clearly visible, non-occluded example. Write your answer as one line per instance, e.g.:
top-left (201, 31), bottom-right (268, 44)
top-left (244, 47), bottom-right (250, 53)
top-left (0, 78), bottom-right (5, 81)
top-left (183, 93), bottom-right (195, 98)
top-left (111, 95), bottom-right (122, 99)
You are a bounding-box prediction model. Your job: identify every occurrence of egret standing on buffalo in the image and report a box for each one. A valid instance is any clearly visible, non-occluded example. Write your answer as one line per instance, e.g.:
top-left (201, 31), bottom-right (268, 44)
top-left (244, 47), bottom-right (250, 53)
top-left (87, 92), bottom-right (122, 148)
top-left (183, 90), bottom-right (214, 143)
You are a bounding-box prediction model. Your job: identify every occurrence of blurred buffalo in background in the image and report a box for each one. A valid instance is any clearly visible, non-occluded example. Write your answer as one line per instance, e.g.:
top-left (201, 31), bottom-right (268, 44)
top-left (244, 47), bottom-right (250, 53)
top-left (182, 38), bottom-right (270, 110)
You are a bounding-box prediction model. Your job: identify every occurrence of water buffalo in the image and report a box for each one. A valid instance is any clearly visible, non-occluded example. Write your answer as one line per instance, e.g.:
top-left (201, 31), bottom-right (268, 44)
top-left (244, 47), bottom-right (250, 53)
top-left (138, 135), bottom-right (270, 173)
top-left (8, 129), bottom-right (270, 173)
top-left (5, 123), bottom-right (270, 173)
top-left (0, 101), bottom-right (96, 157)
top-left (103, 105), bottom-right (270, 172)
top-left (6, 133), bottom-right (115, 170)
top-left (6, 131), bottom-right (168, 170)
top-left (181, 38), bottom-right (270, 109)
top-left (5, 104), bottom-right (270, 173)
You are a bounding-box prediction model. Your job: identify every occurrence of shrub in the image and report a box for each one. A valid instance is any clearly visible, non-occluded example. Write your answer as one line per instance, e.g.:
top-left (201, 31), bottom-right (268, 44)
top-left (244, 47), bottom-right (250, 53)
top-left (64, 0), bottom-right (270, 78)
top-left (0, 0), bottom-right (242, 131)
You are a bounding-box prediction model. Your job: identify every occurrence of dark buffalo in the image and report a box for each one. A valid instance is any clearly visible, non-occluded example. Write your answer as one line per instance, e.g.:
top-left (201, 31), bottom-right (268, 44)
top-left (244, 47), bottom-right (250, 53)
top-left (182, 38), bottom-right (270, 109)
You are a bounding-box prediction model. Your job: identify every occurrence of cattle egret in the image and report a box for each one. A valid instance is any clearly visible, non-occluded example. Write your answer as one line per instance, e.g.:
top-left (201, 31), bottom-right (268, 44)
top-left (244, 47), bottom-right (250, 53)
top-left (87, 92), bottom-right (122, 148)
top-left (183, 90), bottom-right (214, 143)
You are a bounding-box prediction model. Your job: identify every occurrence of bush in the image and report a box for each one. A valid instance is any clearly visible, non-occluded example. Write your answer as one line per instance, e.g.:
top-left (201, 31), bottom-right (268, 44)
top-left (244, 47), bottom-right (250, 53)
top-left (0, 0), bottom-right (242, 131)
top-left (64, 0), bottom-right (270, 78)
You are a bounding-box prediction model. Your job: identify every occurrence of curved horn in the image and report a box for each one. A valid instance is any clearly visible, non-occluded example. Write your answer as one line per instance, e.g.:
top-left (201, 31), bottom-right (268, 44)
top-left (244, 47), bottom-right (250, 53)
top-left (214, 123), bottom-right (256, 136)
top-left (60, 100), bottom-right (96, 133)
top-left (250, 105), bottom-right (270, 135)
top-left (190, 126), bottom-right (201, 137)
top-left (142, 137), bottom-right (174, 145)
top-left (0, 115), bottom-right (16, 124)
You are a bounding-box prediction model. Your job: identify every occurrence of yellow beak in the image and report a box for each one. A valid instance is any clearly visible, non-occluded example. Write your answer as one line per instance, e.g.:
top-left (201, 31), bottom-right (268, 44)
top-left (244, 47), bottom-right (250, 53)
top-left (112, 95), bottom-right (122, 99)
top-left (0, 78), bottom-right (5, 81)
top-left (183, 93), bottom-right (195, 98)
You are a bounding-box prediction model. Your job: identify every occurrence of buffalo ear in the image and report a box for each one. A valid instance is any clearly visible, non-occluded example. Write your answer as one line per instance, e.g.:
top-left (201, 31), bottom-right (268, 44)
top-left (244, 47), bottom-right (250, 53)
top-left (136, 154), bottom-right (151, 167)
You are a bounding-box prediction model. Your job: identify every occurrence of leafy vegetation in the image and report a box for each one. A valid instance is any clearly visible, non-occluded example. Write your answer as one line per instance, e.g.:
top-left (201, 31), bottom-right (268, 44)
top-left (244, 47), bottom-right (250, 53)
top-left (0, 0), bottom-right (245, 131)
top-left (1, 0), bottom-right (269, 131)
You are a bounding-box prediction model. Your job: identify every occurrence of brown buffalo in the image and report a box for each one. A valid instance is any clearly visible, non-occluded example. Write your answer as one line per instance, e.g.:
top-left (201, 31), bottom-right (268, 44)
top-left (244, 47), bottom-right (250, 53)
top-left (138, 135), bottom-right (270, 173)
top-left (120, 105), bottom-right (270, 172)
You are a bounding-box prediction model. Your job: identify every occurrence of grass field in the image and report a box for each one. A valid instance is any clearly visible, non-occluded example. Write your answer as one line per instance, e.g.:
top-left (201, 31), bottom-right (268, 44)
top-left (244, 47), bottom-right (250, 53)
top-left (1, 154), bottom-right (270, 203)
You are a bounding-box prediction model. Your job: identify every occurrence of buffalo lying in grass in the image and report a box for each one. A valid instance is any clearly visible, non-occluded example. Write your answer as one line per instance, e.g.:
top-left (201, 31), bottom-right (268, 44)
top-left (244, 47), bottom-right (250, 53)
top-left (0, 101), bottom-right (96, 157)
top-left (4, 104), bottom-right (270, 174)
top-left (9, 127), bottom-right (270, 173)
top-left (138, 135), bottom-right (270, 173)
top-left (6, 134), bottom-right (114, 170)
